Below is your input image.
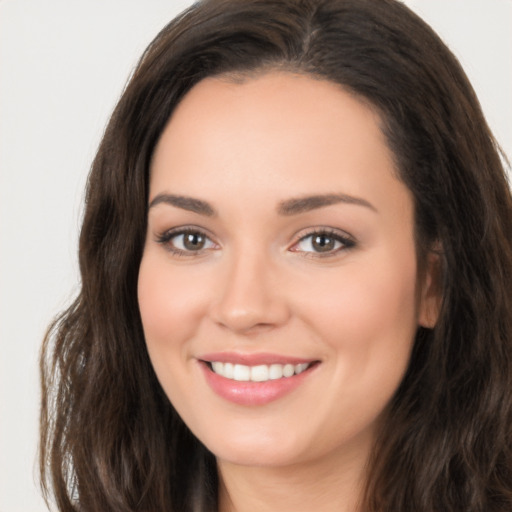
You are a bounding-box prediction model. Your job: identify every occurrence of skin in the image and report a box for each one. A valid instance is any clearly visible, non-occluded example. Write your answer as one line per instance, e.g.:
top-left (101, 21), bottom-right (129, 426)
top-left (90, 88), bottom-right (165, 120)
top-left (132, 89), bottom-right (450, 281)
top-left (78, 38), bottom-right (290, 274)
top-left (138, 72), bottom-right (439, 512)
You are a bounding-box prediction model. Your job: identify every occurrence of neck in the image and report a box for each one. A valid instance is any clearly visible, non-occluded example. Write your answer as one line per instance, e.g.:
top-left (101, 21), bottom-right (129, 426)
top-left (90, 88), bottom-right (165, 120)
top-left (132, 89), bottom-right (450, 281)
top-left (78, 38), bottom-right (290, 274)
top-left (217, 444), bottom-right (368, 512)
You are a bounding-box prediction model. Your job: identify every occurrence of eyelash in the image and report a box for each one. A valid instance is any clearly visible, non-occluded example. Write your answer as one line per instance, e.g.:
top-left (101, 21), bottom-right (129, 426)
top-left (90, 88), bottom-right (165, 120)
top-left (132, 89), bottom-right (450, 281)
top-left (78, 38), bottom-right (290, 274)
top-left (290, 228), bottom-right (356, 258)
top-left (155, 227), bottom-right (356, 258)
top-left (156, 227), bottom-right (217, 257)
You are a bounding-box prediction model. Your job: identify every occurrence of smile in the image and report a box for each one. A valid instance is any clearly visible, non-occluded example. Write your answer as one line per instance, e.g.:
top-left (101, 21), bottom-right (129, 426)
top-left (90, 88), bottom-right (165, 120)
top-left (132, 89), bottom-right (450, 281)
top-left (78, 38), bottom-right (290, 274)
top-left (199, 356), bottom-right (319, 406)
top-left (209, 361), bottom-right (312, 382)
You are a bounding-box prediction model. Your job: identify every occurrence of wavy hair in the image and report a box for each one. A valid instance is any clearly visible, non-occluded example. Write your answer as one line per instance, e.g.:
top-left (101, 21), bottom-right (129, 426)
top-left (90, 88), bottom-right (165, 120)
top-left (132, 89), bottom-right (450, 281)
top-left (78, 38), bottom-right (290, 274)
top-left (40, 0), bottom-right (512, 510)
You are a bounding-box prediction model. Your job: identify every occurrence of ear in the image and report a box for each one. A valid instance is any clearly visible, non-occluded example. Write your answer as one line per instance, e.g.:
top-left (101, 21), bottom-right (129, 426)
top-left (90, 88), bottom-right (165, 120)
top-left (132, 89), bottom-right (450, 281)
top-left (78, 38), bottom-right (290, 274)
top-left (418, 245), bottom-right (443, 329)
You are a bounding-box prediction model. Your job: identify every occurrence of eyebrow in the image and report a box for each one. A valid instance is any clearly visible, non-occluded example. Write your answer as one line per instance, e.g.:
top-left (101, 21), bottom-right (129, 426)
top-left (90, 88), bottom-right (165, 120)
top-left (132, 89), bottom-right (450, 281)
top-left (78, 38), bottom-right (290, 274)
top-left (148, 194), bottom-right (216, 216)
top-left (148, 192), bottom-right (376, 217)
top-left (277, 193), bottom-right (377, 215)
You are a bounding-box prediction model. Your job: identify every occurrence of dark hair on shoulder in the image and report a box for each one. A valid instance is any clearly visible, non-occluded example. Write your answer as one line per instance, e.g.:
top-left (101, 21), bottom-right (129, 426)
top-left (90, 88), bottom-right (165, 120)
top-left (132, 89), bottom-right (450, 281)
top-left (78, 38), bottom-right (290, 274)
top-left (40, 0), bottom-right (512, 510)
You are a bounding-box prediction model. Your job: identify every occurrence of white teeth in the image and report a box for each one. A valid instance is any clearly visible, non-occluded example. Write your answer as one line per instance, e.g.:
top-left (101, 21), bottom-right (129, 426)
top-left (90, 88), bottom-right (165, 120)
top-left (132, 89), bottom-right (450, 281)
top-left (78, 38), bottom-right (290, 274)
top-left (211, 361), bottom-right (223, 375)
top-left (251, 364), bottom-right (269, 382)
top-left (295, 363), bottom-right (309, 374)
top-left (269, 364), bottom-right (283, 380)
top-left (224, 362), bottom-right (234, 379)
top-left (233, 364), bottom-right (250, 381)
top-left (209, 361), bottom-right (312, 382)
top-left (283, 364), bottom-right (294, 377)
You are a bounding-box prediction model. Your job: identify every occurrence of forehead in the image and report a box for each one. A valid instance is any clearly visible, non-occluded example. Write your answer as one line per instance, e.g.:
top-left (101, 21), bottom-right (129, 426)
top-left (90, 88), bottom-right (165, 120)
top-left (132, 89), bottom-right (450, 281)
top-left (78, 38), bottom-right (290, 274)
top-left (149, 72), bottom-right (410, 220)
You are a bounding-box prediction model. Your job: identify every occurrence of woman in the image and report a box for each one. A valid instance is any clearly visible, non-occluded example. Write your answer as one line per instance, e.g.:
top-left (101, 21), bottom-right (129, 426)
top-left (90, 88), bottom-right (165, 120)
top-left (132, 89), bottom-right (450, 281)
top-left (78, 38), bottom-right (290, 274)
top-left (40, 0), bottom-right (512, 510)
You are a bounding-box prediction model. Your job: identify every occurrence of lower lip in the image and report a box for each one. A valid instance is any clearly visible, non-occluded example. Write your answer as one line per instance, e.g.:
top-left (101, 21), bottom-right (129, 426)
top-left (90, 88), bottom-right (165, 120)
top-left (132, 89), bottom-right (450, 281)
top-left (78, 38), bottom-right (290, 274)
top-left (200, 362), bottom-right (316, 406)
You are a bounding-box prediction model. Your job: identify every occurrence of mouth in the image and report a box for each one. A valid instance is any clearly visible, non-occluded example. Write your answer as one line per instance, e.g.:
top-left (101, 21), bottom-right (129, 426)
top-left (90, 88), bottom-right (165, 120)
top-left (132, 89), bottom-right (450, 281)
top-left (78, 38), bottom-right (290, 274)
top-left (205, 361), bottom-right (315, 382)
top-left (198, 354), bottom-right (320, 406)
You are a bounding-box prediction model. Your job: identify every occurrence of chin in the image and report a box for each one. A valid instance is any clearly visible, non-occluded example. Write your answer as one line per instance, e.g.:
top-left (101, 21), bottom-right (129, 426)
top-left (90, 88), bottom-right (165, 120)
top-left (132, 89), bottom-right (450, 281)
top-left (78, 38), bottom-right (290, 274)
top-left (202, 429), bottom-right (308, 468)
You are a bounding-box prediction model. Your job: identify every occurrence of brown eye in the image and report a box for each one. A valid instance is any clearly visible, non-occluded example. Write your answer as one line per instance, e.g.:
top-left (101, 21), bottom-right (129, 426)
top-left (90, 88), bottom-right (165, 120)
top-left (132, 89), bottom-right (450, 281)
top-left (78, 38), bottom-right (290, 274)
top-left (292, 229), bottom-right (355, 256)
top-left (157, 229), bottom-right (216, 255)
top-left (311, 234), bottom-right (336, 252)
top-left (182, 232), bottom-right (206, 251)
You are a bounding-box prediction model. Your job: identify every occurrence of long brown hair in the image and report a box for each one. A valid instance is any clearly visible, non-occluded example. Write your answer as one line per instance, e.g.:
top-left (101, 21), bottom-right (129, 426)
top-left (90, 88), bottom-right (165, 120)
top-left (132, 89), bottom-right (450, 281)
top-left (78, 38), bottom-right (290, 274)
top-left (40, 0), bottom-right (512, 510)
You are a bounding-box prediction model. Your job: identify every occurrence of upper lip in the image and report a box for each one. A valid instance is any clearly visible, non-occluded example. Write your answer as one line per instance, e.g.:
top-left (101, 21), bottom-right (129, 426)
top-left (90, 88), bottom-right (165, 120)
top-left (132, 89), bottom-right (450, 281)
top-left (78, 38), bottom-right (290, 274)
top-left (199, 352), bottom-right (318, 366)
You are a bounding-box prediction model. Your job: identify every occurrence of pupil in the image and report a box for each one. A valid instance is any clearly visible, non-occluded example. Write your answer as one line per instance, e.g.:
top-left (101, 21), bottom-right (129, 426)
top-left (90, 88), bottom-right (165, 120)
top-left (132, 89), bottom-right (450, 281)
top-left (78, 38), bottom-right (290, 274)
top-left (184, 233), bottom-right (205, 250)
top-left (313, 234), bottom-right (334, 252)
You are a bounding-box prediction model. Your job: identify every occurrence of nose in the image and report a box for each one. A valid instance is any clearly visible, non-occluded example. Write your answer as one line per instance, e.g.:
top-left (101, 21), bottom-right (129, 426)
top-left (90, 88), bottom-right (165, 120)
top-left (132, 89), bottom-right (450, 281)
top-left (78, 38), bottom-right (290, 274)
top-left (210, 248), bottom-right (290, 335)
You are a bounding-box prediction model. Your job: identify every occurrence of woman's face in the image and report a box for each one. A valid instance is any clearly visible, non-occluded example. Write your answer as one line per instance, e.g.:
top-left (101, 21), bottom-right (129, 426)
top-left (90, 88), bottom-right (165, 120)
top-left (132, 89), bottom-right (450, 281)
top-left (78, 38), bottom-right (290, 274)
top-left (138, 72), bottom-right (436, 469)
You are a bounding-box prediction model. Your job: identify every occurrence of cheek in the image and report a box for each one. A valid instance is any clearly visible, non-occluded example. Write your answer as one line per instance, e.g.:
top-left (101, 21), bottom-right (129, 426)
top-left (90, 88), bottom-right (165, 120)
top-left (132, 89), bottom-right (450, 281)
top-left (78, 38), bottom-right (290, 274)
top-left (137, 254), bottom-right (212, 417)
top-left (297, 251), bottom-right (419, 360)
top-left (137, 255), bottom-right (207, 355)
top-left (299, 253), bottom-right (419, 429)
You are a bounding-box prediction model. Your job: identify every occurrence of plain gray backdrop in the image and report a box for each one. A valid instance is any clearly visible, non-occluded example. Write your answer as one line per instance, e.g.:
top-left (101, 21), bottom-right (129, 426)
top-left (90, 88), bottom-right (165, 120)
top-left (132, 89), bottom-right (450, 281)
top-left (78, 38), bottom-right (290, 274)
top-left (0, 1), bottom-right (510, 511)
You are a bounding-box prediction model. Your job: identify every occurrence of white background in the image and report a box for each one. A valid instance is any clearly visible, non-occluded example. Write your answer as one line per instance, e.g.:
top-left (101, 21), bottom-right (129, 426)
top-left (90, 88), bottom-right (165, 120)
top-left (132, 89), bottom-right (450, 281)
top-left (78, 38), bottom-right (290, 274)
top-left (0, 1), bottom-right (510, 511)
